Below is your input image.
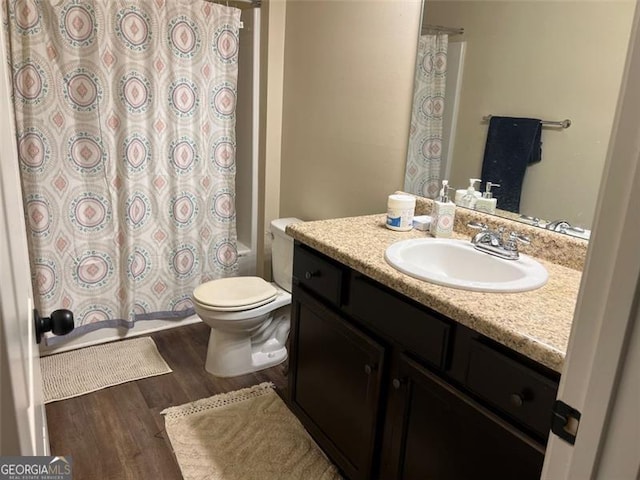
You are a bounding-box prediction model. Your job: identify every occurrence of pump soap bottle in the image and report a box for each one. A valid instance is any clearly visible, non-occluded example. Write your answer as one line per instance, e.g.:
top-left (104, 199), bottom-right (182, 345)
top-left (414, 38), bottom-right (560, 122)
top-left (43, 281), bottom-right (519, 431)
top-left (475, 182), bottom-right (501, 214)
top-left (455, 178), bottom-right (481, 209)
top-left (429, 180), bottom-right (456, 238)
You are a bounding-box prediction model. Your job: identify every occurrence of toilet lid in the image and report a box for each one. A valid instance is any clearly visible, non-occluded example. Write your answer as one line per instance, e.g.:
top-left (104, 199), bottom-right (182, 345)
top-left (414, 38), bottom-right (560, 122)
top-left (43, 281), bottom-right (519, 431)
top-left (193, 276), bottom-right (278, 310)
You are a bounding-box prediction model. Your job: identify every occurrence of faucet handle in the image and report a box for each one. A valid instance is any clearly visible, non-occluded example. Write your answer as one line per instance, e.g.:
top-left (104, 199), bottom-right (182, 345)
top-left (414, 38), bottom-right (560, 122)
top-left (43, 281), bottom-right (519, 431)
top-left (519, 214), bottom-right (540, 226)
top-left (501, 231), bottom-right (531, 258)
top-left (467, 221), bottom-right (488, 230)
top-left (509, 231), bottom-right (531, 245)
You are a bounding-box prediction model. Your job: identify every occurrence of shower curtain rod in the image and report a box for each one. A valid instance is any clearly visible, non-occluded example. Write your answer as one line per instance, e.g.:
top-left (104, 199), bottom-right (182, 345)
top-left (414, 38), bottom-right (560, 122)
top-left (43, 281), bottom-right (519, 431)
top-left (422, 24), bottom-right (464, 35)
top-left (208, 0), bottom-right (260, 9)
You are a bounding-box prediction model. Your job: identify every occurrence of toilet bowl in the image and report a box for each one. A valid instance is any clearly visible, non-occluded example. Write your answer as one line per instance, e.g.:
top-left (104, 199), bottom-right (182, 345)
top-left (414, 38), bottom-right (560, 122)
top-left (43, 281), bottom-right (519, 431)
top-left (192, 218), bottom-right (301, 377)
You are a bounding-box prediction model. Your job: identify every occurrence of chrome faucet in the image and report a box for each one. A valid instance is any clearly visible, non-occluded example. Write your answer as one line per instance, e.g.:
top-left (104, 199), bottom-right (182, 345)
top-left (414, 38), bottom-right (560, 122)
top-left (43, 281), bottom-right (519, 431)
top-left (546, 219), bottom-right (572, 232)
top-left (546, 219), bottom-right (585, 234)
top-left (468, 222), bottom-right (531, 260)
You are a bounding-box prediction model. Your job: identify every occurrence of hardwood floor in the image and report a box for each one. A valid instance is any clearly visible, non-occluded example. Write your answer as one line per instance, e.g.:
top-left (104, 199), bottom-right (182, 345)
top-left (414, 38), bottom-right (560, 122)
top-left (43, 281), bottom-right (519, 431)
top-left (45, 323), bottom-right (288, 480)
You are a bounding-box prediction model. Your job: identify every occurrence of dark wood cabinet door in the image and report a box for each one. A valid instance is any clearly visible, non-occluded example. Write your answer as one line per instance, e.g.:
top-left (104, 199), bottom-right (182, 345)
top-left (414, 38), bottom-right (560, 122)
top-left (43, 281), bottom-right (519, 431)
top-left (289, 286), bottom-right (385, 480)
top-left (385, 354), bottom-right (545, 480)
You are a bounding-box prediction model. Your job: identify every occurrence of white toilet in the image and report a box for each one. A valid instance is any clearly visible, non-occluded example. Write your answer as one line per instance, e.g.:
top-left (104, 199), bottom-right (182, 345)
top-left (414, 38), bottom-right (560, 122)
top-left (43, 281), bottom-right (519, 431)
top-left (192, 218), bottom-right (302, 377)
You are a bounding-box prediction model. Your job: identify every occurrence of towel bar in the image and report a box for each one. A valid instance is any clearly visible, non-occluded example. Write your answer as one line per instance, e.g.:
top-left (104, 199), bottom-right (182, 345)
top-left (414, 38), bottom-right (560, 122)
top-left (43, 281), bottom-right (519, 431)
top-left (482, 115), bottom-right (571, 129)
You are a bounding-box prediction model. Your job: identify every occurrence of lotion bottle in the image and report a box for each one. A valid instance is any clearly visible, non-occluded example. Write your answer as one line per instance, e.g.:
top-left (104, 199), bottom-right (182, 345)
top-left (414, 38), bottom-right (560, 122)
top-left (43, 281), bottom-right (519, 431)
top-left (475, 182), bottom-right (501, 214)
top-left (455, 178), bottom-right (481, 208)
top-left (429, 180), bottom-right (456, 238)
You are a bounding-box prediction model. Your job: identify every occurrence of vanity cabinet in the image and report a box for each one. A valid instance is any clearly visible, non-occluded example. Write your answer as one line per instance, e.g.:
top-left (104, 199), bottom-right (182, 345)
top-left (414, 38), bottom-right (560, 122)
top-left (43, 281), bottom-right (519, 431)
top-left (288, 242), bottom-right (559, 480)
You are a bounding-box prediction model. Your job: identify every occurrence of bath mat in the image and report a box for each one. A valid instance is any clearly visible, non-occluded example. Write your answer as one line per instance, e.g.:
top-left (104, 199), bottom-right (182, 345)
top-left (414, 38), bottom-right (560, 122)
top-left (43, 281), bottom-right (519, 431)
top-left (161, 383), bottom-right (342, 480)
top-left (41, 336), bottom-right (172, 403)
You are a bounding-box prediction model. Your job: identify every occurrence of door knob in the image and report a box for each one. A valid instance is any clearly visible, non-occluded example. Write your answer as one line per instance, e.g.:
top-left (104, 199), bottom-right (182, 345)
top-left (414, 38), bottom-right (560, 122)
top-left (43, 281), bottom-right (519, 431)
top-left (34, 308), bottom-right (74, 344)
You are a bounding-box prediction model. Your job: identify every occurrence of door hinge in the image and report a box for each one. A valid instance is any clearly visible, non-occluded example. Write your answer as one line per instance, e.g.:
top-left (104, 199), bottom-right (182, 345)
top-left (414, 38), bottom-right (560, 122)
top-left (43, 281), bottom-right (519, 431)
top-left (551, 400), bottom-right (581, 445)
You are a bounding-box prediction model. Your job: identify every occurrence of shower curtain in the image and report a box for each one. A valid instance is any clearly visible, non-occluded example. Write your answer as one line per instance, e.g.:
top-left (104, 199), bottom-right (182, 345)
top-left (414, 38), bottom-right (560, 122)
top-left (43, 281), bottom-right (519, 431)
top-left (404, 34), bottom-right (448, 198)
top-left (4, 0), bottom-right (241, 344)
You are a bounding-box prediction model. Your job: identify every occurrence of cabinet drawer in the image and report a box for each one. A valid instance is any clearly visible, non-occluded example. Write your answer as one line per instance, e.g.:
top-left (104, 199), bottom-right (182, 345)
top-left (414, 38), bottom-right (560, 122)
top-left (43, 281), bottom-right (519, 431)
top-left (348, 273), bottom-right (451, 369)
top-left (293, 244), bottom-right (344, 306)
top-left (466, 340), bottom-right (558, 439)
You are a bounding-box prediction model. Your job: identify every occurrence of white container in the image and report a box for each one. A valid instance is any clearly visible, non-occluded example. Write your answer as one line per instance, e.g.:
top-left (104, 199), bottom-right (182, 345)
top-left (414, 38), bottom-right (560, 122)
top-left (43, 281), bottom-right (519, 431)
top-left (455, 178), bottom-right (481, 209)
top-left (475, 182), bottom-right (500, 215)
top-left (386, 194), bottom-right (416, 231)
top-left (475, 197), bottom-right (497, 214)
top-left (429, 181), bottom-right (456, 238)
top-left (430, 200), bottom-right (456, 238)
top-left (454, 189), bottom-right (467, 206)
top-left (412, 215), bottom-right (432, 231)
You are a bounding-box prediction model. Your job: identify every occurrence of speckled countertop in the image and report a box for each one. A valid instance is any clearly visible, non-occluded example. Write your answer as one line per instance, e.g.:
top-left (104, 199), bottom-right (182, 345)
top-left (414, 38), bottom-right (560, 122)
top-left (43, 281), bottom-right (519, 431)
top-left (287, 213), bottom-right (583, 373)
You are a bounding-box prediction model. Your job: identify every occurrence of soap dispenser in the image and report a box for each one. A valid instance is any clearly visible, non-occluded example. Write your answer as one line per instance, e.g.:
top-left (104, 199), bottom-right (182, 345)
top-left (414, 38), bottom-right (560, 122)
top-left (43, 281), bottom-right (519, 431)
top-left (475, 182), bottom-right (501, 214)
top-left (455, 178), bottom-right (481, 209)
top-left (429, 180), bottom-right (456, 238)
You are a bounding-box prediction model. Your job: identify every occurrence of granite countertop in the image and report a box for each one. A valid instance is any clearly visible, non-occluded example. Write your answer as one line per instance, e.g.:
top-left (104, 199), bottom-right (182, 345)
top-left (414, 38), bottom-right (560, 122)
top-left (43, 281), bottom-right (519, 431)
top-left (287, 214), bottom-right (582, 373)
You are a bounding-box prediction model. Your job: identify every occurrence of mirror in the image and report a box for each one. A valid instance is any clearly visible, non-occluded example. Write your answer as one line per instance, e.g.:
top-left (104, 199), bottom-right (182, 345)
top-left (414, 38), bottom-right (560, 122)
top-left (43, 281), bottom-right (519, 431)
top-left (405, 0), bottom-right (635, 238)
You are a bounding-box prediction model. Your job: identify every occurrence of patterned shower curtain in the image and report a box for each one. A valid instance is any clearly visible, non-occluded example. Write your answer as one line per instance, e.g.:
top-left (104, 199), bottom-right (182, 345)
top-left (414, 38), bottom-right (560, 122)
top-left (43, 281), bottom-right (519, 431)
top-left (4, 0), bottom-right (241, 344)
top-left (404, 34), bottom-right (448, 198)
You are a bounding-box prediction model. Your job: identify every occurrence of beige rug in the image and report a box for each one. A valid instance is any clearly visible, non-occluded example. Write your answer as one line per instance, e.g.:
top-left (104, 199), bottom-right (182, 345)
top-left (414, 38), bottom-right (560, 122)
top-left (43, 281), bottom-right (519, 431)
top-left (41, 336), bottom-right (172, 403)
top-left (162, 382), bottom-right (342, 480)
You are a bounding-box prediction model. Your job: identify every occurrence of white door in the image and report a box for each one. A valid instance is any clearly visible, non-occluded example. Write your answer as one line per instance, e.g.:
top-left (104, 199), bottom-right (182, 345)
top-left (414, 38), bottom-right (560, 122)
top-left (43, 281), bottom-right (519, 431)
top-left (0, 30), bottom-right (49, 456)
top-left (542, 1), bottom-right (640, 477)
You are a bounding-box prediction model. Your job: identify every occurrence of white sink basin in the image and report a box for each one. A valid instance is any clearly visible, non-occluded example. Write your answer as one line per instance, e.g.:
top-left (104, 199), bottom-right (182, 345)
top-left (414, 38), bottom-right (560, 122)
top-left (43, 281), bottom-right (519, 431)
top-left (384, 238), bottom-right (548, 293)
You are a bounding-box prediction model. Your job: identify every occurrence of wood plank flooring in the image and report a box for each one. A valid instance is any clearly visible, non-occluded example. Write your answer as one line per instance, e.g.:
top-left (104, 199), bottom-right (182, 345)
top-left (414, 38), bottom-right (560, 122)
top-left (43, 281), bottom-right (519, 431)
top-left (45, 323), bottom-right (288, 480)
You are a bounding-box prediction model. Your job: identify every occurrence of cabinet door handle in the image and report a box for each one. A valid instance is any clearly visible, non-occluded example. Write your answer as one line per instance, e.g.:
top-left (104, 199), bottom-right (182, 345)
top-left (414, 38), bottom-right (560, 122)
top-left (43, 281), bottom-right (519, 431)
top-left (364, 364), bottom-right (377, 375)
top-left (304, 270), bottom-right (320, 280)
top-left (392, 378), bottom-right (405, 390)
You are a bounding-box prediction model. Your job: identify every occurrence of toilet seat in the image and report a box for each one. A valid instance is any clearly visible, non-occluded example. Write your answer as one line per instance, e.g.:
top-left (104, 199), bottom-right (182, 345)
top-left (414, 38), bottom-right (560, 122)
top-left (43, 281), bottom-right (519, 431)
top-left (195, 295), bottom-right (277, 312)
top-left (193, 276), bottom-right (278, 312)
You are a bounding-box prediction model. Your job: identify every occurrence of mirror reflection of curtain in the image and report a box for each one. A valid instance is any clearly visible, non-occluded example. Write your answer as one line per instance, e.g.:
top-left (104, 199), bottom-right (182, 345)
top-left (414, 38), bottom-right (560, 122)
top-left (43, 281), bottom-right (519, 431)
top-left (404, 34), bottom-right (448, 198)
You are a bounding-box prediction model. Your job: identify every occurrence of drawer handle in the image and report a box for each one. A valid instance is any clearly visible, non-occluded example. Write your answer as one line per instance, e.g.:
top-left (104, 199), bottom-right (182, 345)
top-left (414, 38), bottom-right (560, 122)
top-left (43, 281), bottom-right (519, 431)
top-left (510, 393), bottom-right (524, 407)
top-left (509, 389), bottom-right (533, 408)
top-left (364, 364), bottom-right (377, 375)
top-left (304, 270), bottom-right (320, 280)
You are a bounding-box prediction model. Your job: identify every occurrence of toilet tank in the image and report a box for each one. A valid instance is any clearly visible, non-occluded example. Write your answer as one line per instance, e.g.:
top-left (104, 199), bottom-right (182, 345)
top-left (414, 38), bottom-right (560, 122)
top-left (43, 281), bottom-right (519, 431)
top-left (270, 217), bottom-right (302, 293)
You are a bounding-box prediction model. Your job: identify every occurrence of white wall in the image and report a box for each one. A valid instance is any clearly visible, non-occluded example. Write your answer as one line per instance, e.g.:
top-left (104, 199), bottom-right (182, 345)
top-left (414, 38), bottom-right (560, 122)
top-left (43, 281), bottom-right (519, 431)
top-left (236, 7), bottom-right (257, 255)
top-left (278, 0), bottom-right (423, 220)
top-left (258, 0), bottom-right (287, 278)
top-left (427, 1), bottom-right (634, 228)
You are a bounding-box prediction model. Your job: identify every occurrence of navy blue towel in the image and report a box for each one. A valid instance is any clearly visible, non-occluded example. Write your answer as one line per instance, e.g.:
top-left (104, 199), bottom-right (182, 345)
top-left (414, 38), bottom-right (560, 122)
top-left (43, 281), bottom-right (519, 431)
top-left (480, 116), bottom-right (542, 213)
